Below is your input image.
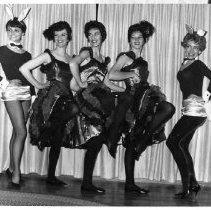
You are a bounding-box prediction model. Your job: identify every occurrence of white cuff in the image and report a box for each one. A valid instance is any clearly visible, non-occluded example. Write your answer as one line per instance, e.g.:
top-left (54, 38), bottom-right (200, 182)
top-left (0, 78), bottom-right (9, 90)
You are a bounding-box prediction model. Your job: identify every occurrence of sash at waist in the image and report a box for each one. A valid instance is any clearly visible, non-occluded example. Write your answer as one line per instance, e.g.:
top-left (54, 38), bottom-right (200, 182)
top-left (182, 94), bottom-right (207, 117)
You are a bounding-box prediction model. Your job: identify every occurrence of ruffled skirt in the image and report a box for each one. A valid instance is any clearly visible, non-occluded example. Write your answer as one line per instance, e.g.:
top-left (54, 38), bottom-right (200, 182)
top-left (29, 80), bottom-right (78, 151)
top-left (75, 82), bottom-right (114, 145)
top-left (122, 82), bottom-right (167, 146)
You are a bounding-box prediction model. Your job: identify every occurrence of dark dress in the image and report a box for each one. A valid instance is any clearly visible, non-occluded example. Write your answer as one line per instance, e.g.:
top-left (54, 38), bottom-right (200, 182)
top-left (0, 46), bottom-right (35, 97)
top-left (119, 51), bottom-right (166, 146)
top-left (75, 47), bottom-right (115, 146)
top-left (29, 49), bottom-right (77, 151)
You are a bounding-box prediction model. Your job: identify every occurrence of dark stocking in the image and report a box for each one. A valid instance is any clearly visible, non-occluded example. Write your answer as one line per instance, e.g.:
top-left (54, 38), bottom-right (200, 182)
top-left (125, 142), bottom-right (136, 186)
top-left (107, 92), bottom-right (132, 158)
top-left (47, 126), bottom-right (62, 179)
top-left (166, 115), bottom-right (206, 193)
top-left (82, 134), bottom-right (105, 186)
top-left (136, 101), bottom-right (175, 159)
top-left (47, 98), bottom-right (79, 186)
top-left (147, 101), bottom-right (175, 133)
top-left (124, 141), bottom-right (149, 194)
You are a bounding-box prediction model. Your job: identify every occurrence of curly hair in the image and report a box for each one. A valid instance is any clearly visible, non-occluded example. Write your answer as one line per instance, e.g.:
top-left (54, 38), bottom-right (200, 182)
top-left (43, 21), bottom-right (72, 41)
top-left (128, 20), bottom-right (155, 44)
top-left (6, 17), bottom-right (27, 33)
top-left (84, 20), bottom-right (107, 42)
top-left (181, 32), bottom-right (206, 52)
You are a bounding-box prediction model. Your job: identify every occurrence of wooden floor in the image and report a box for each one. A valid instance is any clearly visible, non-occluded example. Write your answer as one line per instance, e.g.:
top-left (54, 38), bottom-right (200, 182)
top-left (0, 172), bottom-right (211, 206)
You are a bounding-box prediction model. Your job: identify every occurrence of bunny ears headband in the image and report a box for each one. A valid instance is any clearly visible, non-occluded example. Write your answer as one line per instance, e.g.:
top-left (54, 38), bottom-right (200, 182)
top-left (185, 24), bottom-right (207, 37)
top-left (5, 5), bottom-right (31, 23)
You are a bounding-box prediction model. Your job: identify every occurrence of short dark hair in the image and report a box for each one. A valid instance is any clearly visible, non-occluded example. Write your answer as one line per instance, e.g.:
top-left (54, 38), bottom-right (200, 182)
top-left (6, 17), bottom-right (27, 33)
top-left (84, 20), bottom-right (107, 42)
top-left (43, 21), bottom-right (72, 41)
top-left (181, 32), bottom-right (206, 52)
top-left (128, 20), bottom-right (155, 44)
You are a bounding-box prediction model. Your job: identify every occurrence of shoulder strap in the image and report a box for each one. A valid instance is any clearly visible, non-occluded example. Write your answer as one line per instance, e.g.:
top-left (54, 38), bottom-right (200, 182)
top-left (104, 56), bottom-right (111, 66)
top-left (44, 49), bottom-right (56, 62)
top-left (116, 51), bottom-right (136, 61)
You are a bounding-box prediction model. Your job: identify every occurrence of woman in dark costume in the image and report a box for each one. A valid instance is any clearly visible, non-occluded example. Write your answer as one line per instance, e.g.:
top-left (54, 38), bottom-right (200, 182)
top-left (0, 6), bottom-right (35, 187)
top-left (20, 21), bottom-right (80, 186)
top-left (107, 20), bottom-right (175, 194)
top-left (70, 20), bottom-right (132, 193)
top-left (166, 24), bottom-right (211, 201)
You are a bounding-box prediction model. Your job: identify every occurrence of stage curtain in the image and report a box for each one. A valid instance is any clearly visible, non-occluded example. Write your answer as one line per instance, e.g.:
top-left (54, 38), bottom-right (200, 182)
top-left (1, 4), bottom-right (211, 184)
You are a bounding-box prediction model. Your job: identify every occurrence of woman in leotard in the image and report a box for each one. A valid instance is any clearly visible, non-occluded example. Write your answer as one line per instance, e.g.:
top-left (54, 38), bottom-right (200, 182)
top-left (0, 6), bottom-right (34, 187)
top-left (166, 24), bottom-right (211, 201)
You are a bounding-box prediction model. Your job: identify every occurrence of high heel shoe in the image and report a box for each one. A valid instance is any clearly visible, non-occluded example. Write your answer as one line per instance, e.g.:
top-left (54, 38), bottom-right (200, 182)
top-left (190, 184), bottom-right (201, 194)
top-left (174, 185), bottom-right (201, 201)
top-left (174, 191), bottom-right (190, 199)
top-left (5, 168), bottom-right (12, 179)
top-left (189, 184), bottom-right (201, 201)
top-left (10, 181), bottom-right (21, 189)
top-left (6, 169), bottom-right (24, 183)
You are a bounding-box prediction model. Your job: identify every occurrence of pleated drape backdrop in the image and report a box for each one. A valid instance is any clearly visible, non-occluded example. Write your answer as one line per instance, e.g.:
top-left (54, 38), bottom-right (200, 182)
top-left (0, 4), bottom-right (211, 183)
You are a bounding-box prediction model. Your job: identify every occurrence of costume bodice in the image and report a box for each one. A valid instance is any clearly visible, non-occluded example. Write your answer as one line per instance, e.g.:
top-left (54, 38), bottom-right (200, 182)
top-left (79, 47), bottom-right (110, 83)
top-left (118, 51), bottom-right (149, 88)
top-left (40, 49), bottom-right (73, 89)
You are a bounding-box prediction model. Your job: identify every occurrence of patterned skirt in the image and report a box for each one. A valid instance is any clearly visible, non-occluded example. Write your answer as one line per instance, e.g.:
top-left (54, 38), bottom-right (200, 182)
top-left (75, 82), bottom-right (115, 147)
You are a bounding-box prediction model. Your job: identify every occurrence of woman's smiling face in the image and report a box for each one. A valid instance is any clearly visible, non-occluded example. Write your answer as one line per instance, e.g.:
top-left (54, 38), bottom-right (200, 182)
top-left (7, 26), bottom-right (24, 43)
top-left (184, 40), bottom-right (201, 59)
top-left (87, 28), bottom-right (102, 47)
top-left (130, 31), bottom-right (144, 50)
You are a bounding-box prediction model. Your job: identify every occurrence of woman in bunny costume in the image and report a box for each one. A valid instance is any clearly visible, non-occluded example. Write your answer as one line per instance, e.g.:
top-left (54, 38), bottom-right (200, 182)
top-left (166, 24), bottom-right (211, 201)
top-left (0, 6), bottom-right (34, 187)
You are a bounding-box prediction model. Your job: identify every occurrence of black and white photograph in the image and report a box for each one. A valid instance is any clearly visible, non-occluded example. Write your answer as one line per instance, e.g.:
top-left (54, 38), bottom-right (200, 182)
top-left (0, 0), bottom-right (211, 207)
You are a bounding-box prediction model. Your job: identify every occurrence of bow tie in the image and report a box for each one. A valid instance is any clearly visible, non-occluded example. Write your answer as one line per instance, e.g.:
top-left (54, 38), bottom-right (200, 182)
top-left (10, 43), bottom-right (23, 49)
top-left (183, 58), bottom-right (195, 62)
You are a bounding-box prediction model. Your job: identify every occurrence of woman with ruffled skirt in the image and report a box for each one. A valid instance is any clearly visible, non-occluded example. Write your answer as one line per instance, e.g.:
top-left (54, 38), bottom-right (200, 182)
top-left (70, 20), bottom-right (132, 193)
top-left (20, 21), bottom-right (79, 186)
top-left (107, 20), bottom-right (175, 194)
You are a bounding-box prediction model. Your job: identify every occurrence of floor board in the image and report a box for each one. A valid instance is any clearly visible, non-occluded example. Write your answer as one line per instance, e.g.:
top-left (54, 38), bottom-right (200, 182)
top-left (0, 172), bottom-right (210, 206)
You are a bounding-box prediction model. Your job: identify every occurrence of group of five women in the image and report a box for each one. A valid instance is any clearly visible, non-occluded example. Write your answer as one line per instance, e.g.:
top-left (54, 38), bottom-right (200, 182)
top-left (0, 6), bottom-right (211, 202)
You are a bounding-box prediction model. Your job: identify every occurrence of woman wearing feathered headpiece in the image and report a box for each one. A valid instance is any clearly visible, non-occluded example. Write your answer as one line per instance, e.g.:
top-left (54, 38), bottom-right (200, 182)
top-left (166, 24), bottom-right (211, 201)
top-left (0, 5), bottom-right (34, 187)
top-left (106, 20), bottom-right (175, 194)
